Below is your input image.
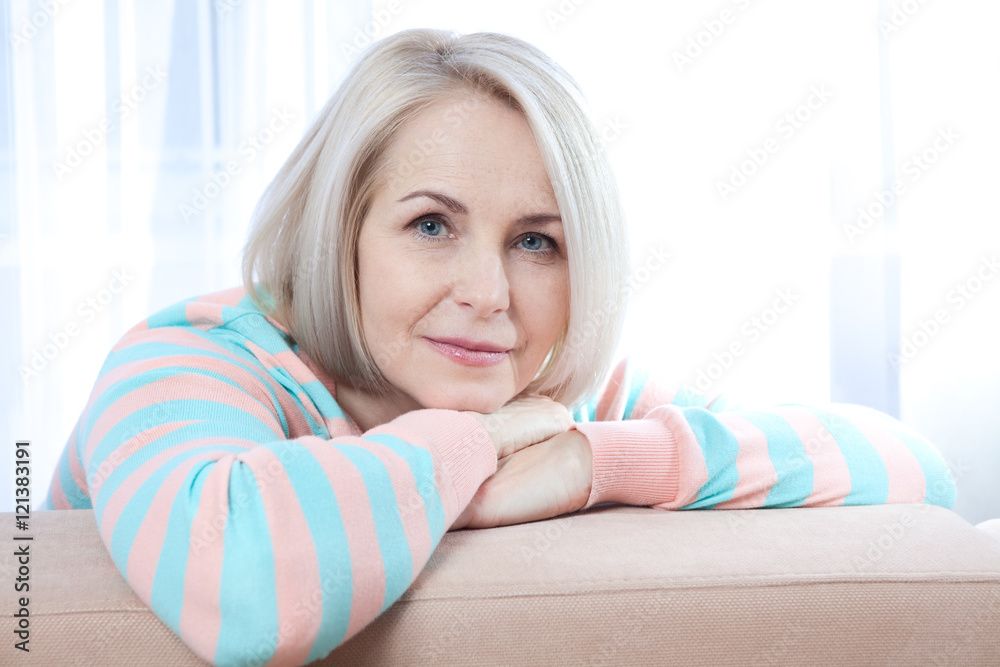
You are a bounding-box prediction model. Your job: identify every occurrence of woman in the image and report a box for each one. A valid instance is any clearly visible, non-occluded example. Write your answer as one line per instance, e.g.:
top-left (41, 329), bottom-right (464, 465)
top-left (43, 29), bottom-right (955, 667)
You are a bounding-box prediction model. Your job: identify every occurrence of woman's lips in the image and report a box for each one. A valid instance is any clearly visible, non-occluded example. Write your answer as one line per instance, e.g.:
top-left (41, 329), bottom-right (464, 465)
top-left (424, 337), bottom-right (511, 367)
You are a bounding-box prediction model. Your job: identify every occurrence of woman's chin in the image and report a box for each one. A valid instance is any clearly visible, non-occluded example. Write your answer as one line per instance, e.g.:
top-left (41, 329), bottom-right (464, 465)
top-left (417, 387), bottom-right (510, 414)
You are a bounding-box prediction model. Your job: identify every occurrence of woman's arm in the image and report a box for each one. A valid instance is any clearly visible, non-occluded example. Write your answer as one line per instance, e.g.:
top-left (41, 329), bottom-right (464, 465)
top-left (56, 324), bottom-right (496, 667)
top-left (574, 358), bottom-right (956, 511)
top-left (445, 357), bottom-right (957, 529)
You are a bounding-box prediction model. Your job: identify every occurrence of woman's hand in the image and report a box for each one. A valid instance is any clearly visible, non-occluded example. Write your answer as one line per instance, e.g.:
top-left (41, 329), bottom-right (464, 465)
top-left (462, 394), bottom-right (574, 459)
top-left (449, 429), bottom-right (593, 530)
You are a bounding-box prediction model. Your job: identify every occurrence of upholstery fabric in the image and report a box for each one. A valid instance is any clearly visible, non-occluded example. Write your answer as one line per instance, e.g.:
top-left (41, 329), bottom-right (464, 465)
top-left (4, 504), bottom-right (999, 666)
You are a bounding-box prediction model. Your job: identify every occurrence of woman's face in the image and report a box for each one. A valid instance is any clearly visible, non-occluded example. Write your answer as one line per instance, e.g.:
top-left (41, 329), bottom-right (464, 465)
top-left (355, 93), bottom-right (570, 414)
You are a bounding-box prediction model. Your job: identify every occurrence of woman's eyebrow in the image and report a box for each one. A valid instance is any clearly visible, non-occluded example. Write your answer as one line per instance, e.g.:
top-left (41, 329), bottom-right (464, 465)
top-left (515, 214), bottom-right (561, 226)
top-left (398, 189), bottom-right (561, 226)
top-left (398, 190), bottom-right (468, 214)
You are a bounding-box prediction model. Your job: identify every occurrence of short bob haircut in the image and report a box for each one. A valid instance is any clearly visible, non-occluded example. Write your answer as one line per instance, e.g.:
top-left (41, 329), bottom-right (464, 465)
top-left (242, 28), bottom-right (629, 409)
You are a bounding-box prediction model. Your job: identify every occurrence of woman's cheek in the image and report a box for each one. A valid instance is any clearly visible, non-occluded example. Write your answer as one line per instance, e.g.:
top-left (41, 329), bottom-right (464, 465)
top-left (522, 268), bottom-right (569, 334)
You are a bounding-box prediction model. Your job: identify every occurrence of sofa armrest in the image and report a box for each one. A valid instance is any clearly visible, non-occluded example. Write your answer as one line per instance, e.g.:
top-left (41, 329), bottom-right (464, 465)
top-left (977, 518), bottom-right (1000, 542)
top-left (3, 504), bottom-right (999, 666)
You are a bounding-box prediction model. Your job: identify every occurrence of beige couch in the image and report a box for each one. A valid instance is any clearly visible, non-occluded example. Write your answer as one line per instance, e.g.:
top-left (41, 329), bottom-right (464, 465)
top-left (4, 504), bottom-right (999, 666)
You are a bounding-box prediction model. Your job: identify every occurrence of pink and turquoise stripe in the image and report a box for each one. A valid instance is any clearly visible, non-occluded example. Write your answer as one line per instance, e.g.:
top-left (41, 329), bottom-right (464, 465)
top-left (43, 288), bottom-right (956, 666)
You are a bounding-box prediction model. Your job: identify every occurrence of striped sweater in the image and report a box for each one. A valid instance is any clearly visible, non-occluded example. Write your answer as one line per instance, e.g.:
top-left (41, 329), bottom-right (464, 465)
top-left (42, 286), bottom-right (957, 666)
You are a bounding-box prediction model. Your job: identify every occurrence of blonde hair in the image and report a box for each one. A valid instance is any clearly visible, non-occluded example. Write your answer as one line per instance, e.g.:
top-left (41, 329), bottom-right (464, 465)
top-left (242, 28), bottom-right (629, 409)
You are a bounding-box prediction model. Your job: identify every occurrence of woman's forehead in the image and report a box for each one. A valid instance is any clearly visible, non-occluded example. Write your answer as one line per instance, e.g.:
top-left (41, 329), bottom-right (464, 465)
top-left (379, 100), bottom-right (559, 213)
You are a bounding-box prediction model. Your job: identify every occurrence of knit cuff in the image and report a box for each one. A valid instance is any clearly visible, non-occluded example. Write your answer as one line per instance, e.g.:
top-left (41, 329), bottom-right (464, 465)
top-left (380, 409), bottom-right (498, 523)
top-left (573, 419), bottom-right (680, 509)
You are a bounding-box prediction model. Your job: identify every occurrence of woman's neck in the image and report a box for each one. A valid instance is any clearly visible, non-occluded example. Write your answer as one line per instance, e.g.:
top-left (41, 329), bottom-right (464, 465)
top-left (333, 379), bottom-right (422, 433)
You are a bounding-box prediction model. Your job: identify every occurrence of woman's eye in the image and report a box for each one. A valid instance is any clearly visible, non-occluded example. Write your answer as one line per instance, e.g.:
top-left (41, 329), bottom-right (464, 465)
top-left (416, 218), bottom-right (443, 236)
top-left (518, 235), bottom-right (553, 252)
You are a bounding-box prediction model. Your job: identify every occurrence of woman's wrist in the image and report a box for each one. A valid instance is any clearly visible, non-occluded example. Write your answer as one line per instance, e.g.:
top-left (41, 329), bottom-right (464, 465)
top-left (573, 419), bottom-right (679, 509)
top-left (565, 428), bottom-right (593, 511)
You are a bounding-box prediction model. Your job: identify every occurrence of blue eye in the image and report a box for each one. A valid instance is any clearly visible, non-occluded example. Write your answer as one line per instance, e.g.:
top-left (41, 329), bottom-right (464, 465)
top-left (417, 218), bottom-right (443, 236)
top-left (518, 234), bottom-right (555, 252)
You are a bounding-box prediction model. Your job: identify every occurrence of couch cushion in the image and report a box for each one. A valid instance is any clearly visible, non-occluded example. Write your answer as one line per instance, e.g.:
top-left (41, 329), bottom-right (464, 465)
top-left (978, 518), bottom-right (1000, 542)
top-left (3, 504), bottom-right (999, 666)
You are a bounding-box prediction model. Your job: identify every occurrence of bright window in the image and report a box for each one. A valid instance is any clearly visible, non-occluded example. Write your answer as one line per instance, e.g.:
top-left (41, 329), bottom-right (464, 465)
top-left (3, 0), bottom-right (997, 523)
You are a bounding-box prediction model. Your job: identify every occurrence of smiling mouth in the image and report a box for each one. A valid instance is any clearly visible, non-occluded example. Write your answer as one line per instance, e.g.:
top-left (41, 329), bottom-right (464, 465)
top-left (424, 337), bottom-right (511, 367)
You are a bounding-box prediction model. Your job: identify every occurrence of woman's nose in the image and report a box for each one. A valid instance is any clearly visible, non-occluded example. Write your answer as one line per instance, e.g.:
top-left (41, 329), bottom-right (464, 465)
top-left (451, 244), bottom-right (510, 317)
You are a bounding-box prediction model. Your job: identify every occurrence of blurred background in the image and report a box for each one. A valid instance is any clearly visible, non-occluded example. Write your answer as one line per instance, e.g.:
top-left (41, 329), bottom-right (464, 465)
top-left (1, 0), bottom-right (997, 523)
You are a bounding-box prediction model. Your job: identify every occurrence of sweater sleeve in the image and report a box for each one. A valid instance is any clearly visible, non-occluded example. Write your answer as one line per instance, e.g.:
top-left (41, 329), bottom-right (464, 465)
top-left (571, 358), bottom-right (957, 511)
top-left (62, 325), bottom-right (497, 667)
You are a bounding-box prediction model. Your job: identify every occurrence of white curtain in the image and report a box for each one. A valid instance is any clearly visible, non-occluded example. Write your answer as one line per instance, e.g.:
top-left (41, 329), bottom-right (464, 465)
top-left (3, 0), bottom-right (997, 522)
top-left (1, 0), bottom-right (369, 506)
